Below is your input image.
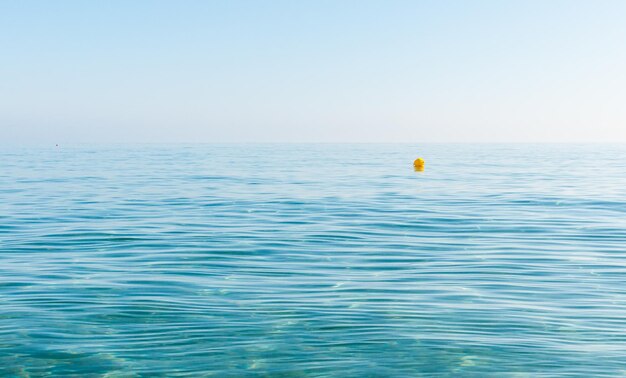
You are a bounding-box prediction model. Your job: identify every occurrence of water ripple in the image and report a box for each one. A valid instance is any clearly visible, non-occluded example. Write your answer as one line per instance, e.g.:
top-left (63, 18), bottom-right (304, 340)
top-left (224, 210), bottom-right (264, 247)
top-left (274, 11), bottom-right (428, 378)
top-left (1, 144), bottom-right (626, 377)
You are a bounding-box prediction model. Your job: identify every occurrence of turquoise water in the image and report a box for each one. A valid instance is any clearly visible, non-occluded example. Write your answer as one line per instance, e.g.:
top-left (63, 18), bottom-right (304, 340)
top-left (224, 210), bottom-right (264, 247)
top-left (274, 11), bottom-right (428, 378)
top-left (2, 144), bottom-right (626, 377)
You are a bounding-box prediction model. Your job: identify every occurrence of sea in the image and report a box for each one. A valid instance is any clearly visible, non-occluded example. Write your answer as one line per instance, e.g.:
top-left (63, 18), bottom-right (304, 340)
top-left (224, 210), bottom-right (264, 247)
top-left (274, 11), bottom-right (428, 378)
top-left (2, 144), bottom-right (626, 377)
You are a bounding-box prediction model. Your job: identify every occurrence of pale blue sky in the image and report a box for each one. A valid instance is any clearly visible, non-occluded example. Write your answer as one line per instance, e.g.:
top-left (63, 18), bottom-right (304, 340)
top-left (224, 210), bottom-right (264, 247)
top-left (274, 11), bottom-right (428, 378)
top-left (2, 0), bottom-right (626, 143)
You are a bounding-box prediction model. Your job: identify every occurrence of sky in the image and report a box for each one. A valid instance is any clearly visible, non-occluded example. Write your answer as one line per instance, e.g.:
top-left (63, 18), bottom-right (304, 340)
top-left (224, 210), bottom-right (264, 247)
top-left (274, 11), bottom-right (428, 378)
top-left (1, 0), bottom-right (626, 144)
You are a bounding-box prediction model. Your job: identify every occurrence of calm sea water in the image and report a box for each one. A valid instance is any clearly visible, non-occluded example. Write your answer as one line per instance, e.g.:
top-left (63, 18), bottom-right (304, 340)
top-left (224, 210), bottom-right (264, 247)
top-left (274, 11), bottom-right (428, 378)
top-left (2, 144), bottom-right (626, 377)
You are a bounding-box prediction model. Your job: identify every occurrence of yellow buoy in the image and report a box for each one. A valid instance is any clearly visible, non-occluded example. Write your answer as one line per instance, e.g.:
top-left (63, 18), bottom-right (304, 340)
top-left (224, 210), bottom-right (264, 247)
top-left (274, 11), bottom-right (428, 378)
top-left (413, 157), bottom-right (425, 171)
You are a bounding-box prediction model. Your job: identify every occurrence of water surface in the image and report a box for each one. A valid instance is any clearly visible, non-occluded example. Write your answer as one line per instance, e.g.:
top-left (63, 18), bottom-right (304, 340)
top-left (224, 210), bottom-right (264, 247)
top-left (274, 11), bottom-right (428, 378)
top-left (2, 144), bottom-right (626, 377)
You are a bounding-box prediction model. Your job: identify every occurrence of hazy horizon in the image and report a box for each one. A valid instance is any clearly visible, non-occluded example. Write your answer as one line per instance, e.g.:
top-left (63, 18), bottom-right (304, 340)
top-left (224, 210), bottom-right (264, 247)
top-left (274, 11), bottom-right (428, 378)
top-left (2, 0), bottom-right (626, 144)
